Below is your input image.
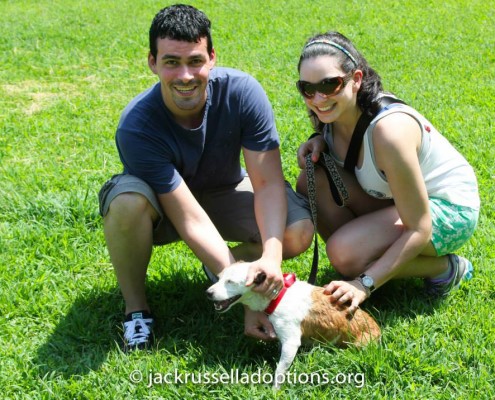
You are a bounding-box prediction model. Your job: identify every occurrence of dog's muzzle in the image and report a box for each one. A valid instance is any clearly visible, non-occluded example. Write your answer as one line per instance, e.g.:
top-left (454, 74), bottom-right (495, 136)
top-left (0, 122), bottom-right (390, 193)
top-left (208, 295), bottom-right (242, 313)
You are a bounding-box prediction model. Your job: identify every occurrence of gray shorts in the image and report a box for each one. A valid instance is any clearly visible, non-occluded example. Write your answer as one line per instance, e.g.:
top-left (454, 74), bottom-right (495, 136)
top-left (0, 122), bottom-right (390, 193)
top-left (98, 174), bottom-right (311, 245)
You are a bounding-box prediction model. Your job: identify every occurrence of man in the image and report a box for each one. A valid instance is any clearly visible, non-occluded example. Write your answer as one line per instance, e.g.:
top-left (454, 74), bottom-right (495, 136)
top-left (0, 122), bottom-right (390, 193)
top-left (98, 4), bottom-right (313, 351)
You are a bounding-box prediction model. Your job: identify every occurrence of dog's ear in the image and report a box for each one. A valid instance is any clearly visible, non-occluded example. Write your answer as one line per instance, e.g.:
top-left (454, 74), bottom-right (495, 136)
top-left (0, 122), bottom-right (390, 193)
top-left (253, 272), bottom-right (266, 285)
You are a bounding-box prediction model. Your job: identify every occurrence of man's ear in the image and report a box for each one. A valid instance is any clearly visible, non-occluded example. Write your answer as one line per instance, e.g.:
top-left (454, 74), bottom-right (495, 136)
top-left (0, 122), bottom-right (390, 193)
top-left (208, 47), bottom-right (216, 69)
top-left (253, 272), bottom-right (266, 285)
top-left (148, 52), bottom-right (157, 74)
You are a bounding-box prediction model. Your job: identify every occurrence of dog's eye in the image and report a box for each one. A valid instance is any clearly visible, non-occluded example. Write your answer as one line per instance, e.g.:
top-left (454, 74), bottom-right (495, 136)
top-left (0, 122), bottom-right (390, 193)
top-left (225, 279), bottom-right (233, 284)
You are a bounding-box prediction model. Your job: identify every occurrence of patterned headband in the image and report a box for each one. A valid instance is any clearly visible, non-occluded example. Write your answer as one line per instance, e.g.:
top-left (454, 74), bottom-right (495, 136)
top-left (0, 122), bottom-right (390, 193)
top-left (304, 39), bottom-right (358, 67)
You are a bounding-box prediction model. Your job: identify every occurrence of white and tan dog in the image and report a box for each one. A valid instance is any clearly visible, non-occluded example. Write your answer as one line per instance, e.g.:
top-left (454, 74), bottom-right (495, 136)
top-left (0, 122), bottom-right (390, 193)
top-left (206, 262), bottom-right (381, 388)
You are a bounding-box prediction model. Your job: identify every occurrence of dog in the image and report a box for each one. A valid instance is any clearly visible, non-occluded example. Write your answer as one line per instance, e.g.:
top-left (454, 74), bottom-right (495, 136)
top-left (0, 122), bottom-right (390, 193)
top-left (206, 262), bottom-right (381, 388)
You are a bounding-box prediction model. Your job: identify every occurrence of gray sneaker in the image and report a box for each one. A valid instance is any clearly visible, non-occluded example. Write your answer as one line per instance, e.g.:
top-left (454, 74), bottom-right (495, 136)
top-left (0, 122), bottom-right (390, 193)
top-left (122, 310), bottom-right (154, 352)
top-left (425, 254), bottom-right (473, 298)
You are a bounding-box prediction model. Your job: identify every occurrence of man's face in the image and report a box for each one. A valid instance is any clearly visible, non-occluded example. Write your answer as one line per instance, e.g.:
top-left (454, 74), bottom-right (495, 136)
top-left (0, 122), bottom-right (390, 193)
top-left (148, 37), bottom-right (215, 124)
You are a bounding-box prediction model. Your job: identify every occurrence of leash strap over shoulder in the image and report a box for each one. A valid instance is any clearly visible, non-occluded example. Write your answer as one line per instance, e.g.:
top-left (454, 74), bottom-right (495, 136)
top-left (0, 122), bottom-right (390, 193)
top-left (305, 152), bottom-right (349, 284)
top-left (344, 96), bottom-right (407, 173)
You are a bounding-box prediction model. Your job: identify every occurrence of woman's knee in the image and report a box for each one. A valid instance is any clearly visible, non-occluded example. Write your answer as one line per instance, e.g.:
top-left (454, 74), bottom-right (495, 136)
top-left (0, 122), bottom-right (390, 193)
top-left (295, 170), bottom-right (309, 196)
top-left (326, 234), bottom-right (363, 277)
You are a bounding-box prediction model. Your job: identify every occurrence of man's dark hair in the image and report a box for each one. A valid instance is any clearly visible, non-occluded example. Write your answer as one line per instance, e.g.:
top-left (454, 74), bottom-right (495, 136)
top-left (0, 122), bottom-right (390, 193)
top-left (149, 4), bottom-right (213, 59)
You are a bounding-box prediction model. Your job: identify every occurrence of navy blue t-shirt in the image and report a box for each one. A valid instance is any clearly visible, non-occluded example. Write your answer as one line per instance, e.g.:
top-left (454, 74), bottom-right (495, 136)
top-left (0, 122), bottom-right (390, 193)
top-left (116, 67), bottom-right (279, 194)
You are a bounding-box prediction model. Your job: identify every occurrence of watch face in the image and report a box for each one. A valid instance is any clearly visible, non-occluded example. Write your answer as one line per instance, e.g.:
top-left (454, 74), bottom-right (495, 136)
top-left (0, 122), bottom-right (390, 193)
top-left (362, 275), bottom-right (374, 287)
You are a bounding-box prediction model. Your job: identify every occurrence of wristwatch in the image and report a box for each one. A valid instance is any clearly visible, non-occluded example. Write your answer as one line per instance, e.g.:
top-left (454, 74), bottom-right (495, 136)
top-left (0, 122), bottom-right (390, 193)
top-left (356, 274), bottom-right (375, 297)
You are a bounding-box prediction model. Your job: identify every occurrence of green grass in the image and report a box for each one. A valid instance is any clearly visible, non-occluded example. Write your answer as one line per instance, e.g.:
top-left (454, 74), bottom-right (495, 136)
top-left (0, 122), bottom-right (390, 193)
top-left (1, 0), bottom-right (494, 398)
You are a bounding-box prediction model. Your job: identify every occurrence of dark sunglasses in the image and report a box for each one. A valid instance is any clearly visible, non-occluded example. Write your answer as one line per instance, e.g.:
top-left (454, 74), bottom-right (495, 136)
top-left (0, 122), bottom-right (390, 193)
top-left (296, 72), bottom-right (353, 99)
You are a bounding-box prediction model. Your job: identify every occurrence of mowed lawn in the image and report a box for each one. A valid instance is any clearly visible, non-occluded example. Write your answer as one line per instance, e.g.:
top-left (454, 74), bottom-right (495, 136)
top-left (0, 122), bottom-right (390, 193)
top-left (1, 0), bottom-right (494, 398)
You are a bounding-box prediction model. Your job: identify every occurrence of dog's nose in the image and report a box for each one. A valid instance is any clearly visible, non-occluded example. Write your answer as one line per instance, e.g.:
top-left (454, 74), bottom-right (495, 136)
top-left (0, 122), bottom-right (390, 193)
top-left (205, 288), bottom-right (213, 299)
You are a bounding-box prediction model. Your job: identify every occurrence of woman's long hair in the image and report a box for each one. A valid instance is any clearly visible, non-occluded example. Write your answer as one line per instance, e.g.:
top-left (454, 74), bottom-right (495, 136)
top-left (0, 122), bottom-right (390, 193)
top-left (297, 31), bottom-right (384, 133)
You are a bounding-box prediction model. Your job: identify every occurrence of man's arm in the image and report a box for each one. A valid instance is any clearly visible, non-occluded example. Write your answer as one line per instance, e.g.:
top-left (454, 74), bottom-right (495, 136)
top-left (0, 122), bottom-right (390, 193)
top-left (160, 177), bottom-right (279, 342)
top-left (158, 180), bottom-right (235, 274)
top-left (243, 147), bottom-right (286, 294)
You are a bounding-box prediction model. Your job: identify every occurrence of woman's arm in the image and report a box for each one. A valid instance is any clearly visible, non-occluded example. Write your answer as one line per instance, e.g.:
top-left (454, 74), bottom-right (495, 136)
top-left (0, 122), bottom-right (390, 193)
top-left (326, 113), bottom-right (433, 313)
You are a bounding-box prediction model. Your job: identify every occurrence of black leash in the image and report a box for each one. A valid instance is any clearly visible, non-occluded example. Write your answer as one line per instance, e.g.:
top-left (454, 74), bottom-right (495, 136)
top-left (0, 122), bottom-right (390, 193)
top-left (305, 152), bottom-right (348, 284)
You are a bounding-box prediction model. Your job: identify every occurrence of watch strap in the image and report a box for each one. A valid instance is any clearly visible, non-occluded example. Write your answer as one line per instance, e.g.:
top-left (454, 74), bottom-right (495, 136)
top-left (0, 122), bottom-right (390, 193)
top-left (357, 274), bottom-right (374, 297)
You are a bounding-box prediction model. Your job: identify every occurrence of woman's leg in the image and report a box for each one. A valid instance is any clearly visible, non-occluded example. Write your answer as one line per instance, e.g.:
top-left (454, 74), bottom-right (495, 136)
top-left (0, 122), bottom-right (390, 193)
top-left (296, 166), bottom-right (393, 240)
top-left (296, 165), bottom-right (449, 281)
top-left (326, 205), bottom-right (448, 279)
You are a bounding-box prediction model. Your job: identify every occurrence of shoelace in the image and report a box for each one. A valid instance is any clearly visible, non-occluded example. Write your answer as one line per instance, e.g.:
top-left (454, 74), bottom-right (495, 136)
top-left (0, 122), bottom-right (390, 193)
top-left (124, 317), bottom-right (153, 345)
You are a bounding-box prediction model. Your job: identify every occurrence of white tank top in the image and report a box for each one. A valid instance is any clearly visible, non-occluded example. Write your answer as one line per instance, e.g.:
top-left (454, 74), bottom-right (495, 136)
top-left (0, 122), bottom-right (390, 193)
top-left (323, 104), bottom-right (480, 209)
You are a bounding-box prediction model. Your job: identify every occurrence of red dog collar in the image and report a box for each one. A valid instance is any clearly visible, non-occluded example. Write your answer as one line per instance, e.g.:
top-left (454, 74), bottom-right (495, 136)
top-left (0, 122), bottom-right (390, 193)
top-left (264, 273), bottom-right (296, 315)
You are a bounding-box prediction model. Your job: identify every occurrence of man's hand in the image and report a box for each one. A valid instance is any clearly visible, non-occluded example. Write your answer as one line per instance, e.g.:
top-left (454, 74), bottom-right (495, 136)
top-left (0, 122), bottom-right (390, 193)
top-left (243, 307), bottom-right (277, 341)
top-left (245, 258), bottom-right (284, 299)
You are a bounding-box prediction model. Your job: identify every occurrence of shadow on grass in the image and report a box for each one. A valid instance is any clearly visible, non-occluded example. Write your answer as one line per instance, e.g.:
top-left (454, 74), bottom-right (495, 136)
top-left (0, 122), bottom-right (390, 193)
top-left (35, 264), bottom-right (441, 380)
top-left (315, 265), bottom-right (440, 324)
top-left (34, 270), bottom-right (280, 380)
top-left (35, 287), bottom-right (123, 378)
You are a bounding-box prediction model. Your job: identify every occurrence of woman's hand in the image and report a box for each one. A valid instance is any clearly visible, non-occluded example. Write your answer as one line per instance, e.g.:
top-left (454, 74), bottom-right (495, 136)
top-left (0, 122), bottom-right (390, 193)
top-left (324, 279), bottom-right (369, 315)
top-left (297, 134), bottom-right (328, 168)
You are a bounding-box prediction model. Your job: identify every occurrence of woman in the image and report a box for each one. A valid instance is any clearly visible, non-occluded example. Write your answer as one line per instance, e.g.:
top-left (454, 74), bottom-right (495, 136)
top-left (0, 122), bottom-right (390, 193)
top-left (295, 31), bottom-right (480, 314)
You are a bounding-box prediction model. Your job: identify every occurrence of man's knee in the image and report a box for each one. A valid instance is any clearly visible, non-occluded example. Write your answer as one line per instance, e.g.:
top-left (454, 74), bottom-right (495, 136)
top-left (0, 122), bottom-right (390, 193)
top-left (105, 192), bottom-right (159, 227)
top-left (283, 219), bottom-right (314, 258)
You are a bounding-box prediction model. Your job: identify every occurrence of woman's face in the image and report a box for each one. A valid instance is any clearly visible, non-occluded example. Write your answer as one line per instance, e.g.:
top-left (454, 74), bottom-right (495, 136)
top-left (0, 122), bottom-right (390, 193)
top-left (298, 55), bottom-right (358, 124)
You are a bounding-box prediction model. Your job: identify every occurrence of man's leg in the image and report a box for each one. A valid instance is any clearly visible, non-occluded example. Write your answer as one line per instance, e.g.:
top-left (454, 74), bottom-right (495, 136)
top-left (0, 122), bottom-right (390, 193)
top-left (229, 242), bottom-right (262, 262)
top-left (99, 174), bottom-right (178, 351)
top-left (200, 178), bottom-right (313, 262)
top-left (281, 182), bottom-right (313, 258)
top-left (230, 223), bottom-right (313, 261)
top-left (103, 192), bottom-right (158, 314)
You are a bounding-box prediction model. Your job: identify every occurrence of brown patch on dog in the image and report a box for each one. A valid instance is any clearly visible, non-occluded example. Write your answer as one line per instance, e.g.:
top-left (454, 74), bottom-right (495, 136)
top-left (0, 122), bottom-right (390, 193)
top-left (300, 287), bottom-right (381, 347)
